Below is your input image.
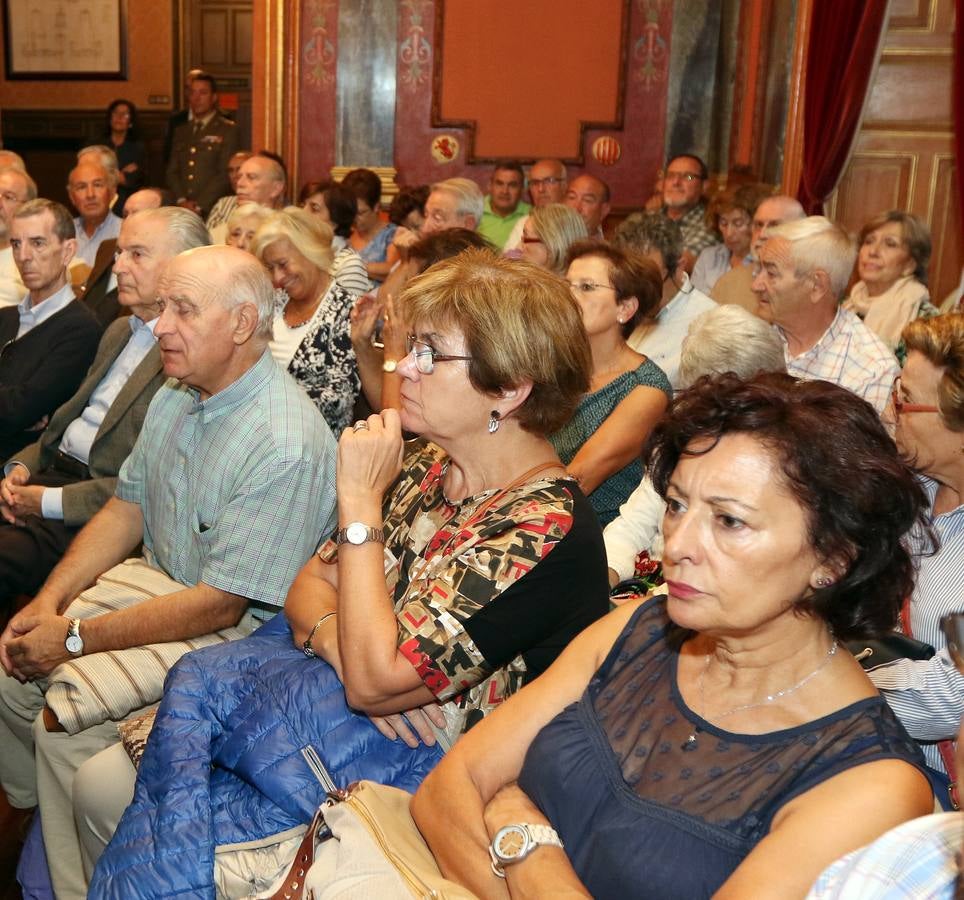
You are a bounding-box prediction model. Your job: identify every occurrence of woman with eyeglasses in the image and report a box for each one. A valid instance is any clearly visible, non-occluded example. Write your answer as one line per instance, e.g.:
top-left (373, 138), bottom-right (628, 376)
top-left (76, 251), bottom-right (610, 893)
top-left (869, 313), bottom-right (964, 802)
top-left (519, 203), bottom-right (587, 276)
top-left (549, 240), bottom-right (671, 525)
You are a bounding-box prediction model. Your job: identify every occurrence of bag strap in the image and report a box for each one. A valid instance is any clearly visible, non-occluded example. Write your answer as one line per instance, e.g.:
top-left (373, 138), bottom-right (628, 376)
top-left (266, 811), bottom-right (325, 900)
top-left (901, 597), bottom-right (959, 809)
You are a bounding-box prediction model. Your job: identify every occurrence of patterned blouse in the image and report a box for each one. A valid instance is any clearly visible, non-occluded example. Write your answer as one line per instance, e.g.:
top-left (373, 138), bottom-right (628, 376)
top-left (317, 441), bottom-right (609, 740)
top-left (277, 281), bottom-right (360, 438)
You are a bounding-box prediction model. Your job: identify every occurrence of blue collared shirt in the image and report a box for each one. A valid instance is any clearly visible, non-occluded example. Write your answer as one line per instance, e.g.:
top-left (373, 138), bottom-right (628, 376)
top-left (72, 212), bottom-right (122, 268)
top-left (39, 316), bottom-right (160, 520)
top-left (116, 348), bottom-right (338, 608)
top-left (15, 282), bottom-right (76, 339)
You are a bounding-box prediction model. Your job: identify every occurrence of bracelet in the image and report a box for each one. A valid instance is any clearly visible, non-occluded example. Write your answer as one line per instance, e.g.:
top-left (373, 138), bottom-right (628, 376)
top-left (303, 612), bottom-right (337, 658)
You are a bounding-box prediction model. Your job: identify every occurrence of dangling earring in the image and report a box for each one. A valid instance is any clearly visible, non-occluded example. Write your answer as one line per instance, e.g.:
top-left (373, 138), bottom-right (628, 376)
top-left (815, 576), bottom-right (833, 588)
top-left (488, 410), bottom-right (501, 434)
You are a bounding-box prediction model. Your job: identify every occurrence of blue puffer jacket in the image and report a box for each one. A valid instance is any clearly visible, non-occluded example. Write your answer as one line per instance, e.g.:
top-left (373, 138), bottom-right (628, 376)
top-left (89, 615), bottom-right (445, 899)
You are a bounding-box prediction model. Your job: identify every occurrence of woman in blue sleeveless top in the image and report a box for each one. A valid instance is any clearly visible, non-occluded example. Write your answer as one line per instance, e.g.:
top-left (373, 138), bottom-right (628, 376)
top-left (414, 373), bottom-right (935, 899)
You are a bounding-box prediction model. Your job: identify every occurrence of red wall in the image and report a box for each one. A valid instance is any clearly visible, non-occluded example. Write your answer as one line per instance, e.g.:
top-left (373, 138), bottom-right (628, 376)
top-left (295, 0), bottom-right (673, 209)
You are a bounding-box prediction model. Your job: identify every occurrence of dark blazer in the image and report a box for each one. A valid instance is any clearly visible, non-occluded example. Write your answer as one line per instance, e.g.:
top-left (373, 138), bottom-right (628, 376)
top-left (77, 239), bottom-right (123, 328)
top-left (0, 299), bottom-right (102, 461)
top-left (10, 317), bottom-right (166, 526)
top-left (165, 113), bottom-right (239, 216)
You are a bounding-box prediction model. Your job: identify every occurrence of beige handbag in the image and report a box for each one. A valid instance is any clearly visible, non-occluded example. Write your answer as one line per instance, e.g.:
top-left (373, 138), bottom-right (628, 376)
top-left (263, 781), bottom-right (479, 900)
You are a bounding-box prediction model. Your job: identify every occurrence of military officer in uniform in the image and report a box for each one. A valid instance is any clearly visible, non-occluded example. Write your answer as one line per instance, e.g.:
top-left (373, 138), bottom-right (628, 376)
top-left (165, 73), bottom-right (240, 218)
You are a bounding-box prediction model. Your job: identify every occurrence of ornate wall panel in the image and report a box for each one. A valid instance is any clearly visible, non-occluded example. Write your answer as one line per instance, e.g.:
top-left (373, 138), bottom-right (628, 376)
top-left (394, 0), bottom-right (672, 209)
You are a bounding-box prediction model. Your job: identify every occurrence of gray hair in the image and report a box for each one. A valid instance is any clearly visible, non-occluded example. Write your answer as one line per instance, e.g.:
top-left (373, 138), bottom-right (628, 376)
top-left (613, 211), bottom-right (683, 274)
top-left (130, 206), bottom-right (212, 253)
top-left (0, 166), bottom-right (37, 201)
top-left (226, 201), bottom-right (274, 236)
top-left (180, 246), bottom-right (275, 341)
top-left (679, 305), bottom-right (786, 388)
top-left (14, 198), bottom-right (76, 242)
top-left (431, 177), bottom-right (484, 228)
top-left (76, 146), bottom-right (119, 190)
top-left (250, 206), bottom-right (334, 275)
top-left (767, 216), bottom-right (856, 299)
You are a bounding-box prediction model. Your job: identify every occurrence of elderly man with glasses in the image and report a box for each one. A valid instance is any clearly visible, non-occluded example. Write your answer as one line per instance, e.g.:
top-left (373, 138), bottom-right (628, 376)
top-left (659, 154), bottom-right (719, 272)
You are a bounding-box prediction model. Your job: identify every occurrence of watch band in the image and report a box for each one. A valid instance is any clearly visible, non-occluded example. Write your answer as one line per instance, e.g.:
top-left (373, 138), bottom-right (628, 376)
top-left (335, 523), bottom-right (385, 546)
top-left (489, 823), bottom-right (564, 878)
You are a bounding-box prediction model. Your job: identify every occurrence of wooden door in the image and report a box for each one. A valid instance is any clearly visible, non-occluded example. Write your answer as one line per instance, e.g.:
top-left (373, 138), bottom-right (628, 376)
top-left (178, 0), bottom-right (254, 149)
top-left (826, 0), bottom-right (960, 303)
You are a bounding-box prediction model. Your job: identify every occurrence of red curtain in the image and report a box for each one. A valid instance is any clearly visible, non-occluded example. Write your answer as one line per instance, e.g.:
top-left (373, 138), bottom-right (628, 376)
top-left (955, 0), bottom-right (963, 232)
top-left (797, 1), bottom-right (889, 214)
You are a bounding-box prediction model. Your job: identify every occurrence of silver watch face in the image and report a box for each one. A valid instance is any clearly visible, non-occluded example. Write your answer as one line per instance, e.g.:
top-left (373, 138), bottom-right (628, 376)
top-left (66, 634), bottom-right (83, 654)
top-left (345, 522), bottom-right (370, 545)
top-left (493, 825), bottom-right (529, 862)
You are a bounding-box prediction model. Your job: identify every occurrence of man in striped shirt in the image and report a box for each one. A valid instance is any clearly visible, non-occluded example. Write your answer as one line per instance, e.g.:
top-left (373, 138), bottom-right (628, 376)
top-left (752, 216), bottom-right (898, 414)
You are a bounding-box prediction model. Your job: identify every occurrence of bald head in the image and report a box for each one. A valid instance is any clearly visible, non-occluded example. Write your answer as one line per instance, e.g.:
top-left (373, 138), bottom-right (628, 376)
top-left (0, 150), bottom-right (26, 173)
top-left (528, 158), bottom-right (568, 207)
top-left (154, 245), bottom-right (275, 399)
top-left (124, 189), bottom-right (164, 217)
top-left (751, 195), bottom-right (805, 256)
top-left (565, 173), bottom-right (611, 234)
top-left (0, 167), bottom-right (36, 237)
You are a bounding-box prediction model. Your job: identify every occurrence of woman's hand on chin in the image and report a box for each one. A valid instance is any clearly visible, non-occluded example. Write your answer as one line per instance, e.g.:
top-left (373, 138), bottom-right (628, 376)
top-left (337, 408), bottom-right (405, 504)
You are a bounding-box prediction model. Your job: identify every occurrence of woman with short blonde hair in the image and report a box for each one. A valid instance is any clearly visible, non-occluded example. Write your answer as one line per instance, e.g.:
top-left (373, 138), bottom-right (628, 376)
top-left (521, 203), bottom-right (588, 275)
top-left (252, 207), bottom-right (359, 436)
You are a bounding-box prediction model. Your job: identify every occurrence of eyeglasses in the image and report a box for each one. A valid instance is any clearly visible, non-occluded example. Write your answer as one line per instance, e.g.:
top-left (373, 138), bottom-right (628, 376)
top-left (665, 171), bottom-right (702, 183)
top-left (567, 280), bottom-right (615, 296)
top-left (406, 336), bottom-right (472, 375)
top-left (529, 177), bottom-right (564, 188)
top-left (890, 376), bottom-right (939, 416)
top-left (521, 235), bottom-right (543, 244)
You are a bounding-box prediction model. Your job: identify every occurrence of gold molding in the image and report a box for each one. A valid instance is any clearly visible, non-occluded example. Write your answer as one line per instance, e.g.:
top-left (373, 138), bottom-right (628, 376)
top-left (881, 47), bottom-right (953, 56)
top-left (781, 0), bottom-right (811, 194)
top-left (858, 128), bottom-right (953, 137)
top-left (926, 152), bottom-right (955, 222)
top-left (826, 150), bottom-right (919, 220)
top-left (888, 0), bottom-right (938, 32)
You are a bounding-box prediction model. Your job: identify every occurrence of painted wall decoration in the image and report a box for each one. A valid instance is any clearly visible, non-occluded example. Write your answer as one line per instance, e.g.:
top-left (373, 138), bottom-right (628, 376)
top-left (303, 0), bottom-right (336, 88)
top-left (297, 0), bottom-right (339, 182)
top-left (633, 0), bottom-right (668, 90)
top-left (399, 0), bottom-right (432, 91)
top-left (431, 134), bottom-right (459, 164)
top-left (592, 136), bottom-right (622, 166)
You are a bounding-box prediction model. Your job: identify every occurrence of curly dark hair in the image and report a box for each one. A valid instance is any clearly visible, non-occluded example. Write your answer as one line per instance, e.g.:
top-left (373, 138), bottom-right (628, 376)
top-left (389, 185), bottom-right (430, 227)
top-left (644, 372), bottom-right (934, 640)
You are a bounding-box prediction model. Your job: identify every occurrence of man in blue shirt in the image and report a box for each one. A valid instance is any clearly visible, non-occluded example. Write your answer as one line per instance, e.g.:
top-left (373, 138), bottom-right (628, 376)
top-left (0, 244), bottom-right (338, 899)
top-left (0, 206), bottom-right (211, 611)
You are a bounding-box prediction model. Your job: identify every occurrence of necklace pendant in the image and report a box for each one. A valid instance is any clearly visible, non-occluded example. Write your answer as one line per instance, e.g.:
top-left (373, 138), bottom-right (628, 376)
top-left (681, 731), bottom-right (698, 751)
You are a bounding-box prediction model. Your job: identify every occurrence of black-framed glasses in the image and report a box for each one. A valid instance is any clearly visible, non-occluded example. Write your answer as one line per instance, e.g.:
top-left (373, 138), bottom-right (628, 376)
top-left (406, 336), bottom-right (472, 375)
top-left (891, 376), bottom-right (939, 416)
top-left (566, 280), bottom-right (616, 296)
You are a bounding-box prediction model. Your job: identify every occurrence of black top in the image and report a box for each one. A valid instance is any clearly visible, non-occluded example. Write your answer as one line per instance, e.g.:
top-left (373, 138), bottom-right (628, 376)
top-left (518, 598), bottom-right (929, 899)
top-left (0, 300), bottom-right (102, 460)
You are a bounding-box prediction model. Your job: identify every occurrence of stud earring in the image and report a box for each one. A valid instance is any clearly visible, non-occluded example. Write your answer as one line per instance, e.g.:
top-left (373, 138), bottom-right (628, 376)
top-left (816, 576), bottom-right (833, 588)
top-left (488, 410), bottom-right (501, 434)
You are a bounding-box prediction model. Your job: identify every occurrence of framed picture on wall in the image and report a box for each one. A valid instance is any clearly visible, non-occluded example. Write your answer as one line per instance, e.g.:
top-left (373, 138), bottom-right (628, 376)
top-left (3, 0), bottom-right (127, 80)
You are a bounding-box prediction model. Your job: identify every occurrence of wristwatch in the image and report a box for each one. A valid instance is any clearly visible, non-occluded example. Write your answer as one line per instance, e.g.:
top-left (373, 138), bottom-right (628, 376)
top-left (382, 359), bottom-right (398, 374)
top-left (335, 522), bottom-right (385, 547)
top-left (489, 823), bottom-right (564, 877)
top-left (65, 618), bottom-right (84, 656)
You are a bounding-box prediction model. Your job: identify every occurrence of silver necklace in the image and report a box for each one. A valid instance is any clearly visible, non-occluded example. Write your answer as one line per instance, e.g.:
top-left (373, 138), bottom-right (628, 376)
top-left (681, 641), bottom-right (839, 751)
